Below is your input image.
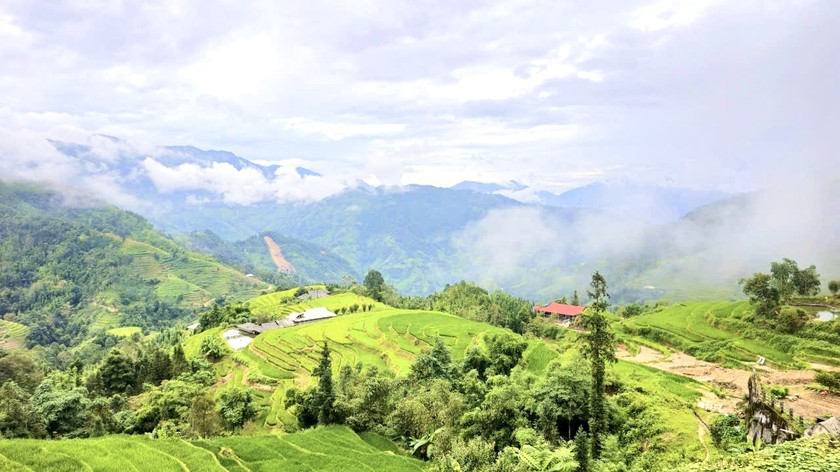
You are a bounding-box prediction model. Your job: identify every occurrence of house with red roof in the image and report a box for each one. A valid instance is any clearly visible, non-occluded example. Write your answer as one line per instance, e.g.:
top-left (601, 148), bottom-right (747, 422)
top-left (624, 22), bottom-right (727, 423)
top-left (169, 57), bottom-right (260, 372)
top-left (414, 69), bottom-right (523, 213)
top-left (533, 302), bottom-right (586, 323)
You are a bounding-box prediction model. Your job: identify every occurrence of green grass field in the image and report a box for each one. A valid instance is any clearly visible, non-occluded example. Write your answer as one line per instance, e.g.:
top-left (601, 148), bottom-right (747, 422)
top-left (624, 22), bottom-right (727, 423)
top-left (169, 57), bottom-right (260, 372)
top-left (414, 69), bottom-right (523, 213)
top-left (620, 301), bottom-right (840, 368)
top-left (0, 426), bottom-right (422, 472)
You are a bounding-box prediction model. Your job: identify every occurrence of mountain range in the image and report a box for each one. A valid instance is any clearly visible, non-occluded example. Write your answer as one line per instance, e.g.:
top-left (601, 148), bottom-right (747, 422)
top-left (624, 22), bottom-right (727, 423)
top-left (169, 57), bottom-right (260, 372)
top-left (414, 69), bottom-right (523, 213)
top-left (4, 135), bottom-right (836, 300)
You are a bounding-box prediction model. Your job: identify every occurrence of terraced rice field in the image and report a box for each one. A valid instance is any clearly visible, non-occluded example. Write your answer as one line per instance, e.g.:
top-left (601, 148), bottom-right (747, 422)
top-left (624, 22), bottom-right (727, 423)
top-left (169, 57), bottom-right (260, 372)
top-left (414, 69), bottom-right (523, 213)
top-left (247, 287), bottom-right (301, 314)
top-left (248, 309), bottom-right (507, 379)
top-left (120, 238), bottom-right (267, 307)
top-left (249, 291), bottom-right (384, 318)
top-left (107, 326), bottom-right (142, 337)
top-left (622, 301), bottom-right (840, 368)
top-left (90, 310), bottom-right (121, 331)
top-left (0, 319), bottom-right (29, 349)
top-left (0, 426), bottom-right (422, 472)
top-left (225, 294), bottom-right (559, 430)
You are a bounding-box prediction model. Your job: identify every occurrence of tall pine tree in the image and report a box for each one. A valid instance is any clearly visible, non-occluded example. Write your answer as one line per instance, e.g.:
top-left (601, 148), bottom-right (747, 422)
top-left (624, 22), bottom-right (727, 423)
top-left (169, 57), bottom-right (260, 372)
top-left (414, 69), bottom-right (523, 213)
top-left (313, 342), bottom-right (336, 424)
top-left (579, 271), bottom-right (616, 460)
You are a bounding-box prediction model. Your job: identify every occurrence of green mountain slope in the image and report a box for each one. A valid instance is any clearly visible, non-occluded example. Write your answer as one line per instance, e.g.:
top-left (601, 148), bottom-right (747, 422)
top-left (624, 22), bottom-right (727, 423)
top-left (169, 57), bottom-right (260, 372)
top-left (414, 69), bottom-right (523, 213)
top-left (177, 230), bottom-right (359, 284)
top-left (0, 181), bottom-right (269, 346)
top-left (152, 185), bottom-right (542, 294)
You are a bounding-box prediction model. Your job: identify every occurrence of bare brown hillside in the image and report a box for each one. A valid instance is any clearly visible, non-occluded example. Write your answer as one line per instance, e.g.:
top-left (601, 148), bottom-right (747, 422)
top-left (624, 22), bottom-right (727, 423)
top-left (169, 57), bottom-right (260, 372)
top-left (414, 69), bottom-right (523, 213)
top-left (618, 346), bottom-right (840, 420)
top-left (263, 236), bottom-right (296, 273)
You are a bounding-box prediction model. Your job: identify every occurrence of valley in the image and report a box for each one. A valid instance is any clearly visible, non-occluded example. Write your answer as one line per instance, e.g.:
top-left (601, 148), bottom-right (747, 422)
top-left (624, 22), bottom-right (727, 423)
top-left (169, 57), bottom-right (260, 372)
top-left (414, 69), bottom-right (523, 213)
top-left (0, 179), bottom-right (838, 471)
top-left (2, 2), bottom-right (838, 470)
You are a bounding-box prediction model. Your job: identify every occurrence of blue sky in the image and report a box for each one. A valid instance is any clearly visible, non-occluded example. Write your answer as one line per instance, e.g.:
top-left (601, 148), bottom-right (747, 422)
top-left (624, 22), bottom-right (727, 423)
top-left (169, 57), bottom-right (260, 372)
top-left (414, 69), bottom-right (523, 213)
top-left (0, 0), bottom-right (837, 197)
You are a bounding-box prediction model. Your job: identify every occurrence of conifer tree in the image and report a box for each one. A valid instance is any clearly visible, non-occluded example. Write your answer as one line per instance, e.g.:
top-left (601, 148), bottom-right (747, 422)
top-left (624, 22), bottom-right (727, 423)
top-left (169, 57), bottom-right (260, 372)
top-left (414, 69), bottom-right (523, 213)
top-left (171, 343), bottom-right (187, 377)
top-left (574, 427), bottom-right (590, 472)
top-left (313, 342), bottom-right (336, 424)
top-left (579, 271), bottom-right (616, 459)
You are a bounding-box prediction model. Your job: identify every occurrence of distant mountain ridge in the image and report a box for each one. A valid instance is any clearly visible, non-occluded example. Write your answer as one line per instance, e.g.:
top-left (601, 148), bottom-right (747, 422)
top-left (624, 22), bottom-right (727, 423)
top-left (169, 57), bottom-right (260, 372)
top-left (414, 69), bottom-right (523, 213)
top-left (50, 136), bottom-right (320, 180)
top-left (451, 179), bottom-right (728, 224)
top-left (36, 136), bottom-right (837, 300)
top-left (451, 180), bottom-right (527, 193)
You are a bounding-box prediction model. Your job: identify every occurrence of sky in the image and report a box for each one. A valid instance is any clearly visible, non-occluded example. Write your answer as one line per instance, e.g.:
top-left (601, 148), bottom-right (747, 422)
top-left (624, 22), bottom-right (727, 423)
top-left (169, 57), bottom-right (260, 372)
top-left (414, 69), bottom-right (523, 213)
top-left (1, 0), bottom-right (838, 197)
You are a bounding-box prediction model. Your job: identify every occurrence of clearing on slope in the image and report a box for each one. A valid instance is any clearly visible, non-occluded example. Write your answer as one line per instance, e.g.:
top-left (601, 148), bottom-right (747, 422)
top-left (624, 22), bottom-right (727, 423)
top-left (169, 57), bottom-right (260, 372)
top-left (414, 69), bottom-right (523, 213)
top-left (263, 235), bottom-right (296, 273)
top-left (0, 320), bottom-right (29, 350)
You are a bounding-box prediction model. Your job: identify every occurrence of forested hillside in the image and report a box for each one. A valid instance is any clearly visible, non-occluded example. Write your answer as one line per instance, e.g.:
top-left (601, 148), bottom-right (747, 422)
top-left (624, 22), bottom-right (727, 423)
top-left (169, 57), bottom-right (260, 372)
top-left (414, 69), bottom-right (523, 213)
top-left (0, 181), bottom-right (268, 348)
top-left (177, 230), bottom-right (359, 285)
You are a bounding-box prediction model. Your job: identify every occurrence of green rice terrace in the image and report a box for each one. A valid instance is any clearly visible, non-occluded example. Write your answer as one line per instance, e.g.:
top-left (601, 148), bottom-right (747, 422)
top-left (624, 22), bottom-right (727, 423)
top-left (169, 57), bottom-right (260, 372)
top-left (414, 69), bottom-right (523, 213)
top-left (0, 319), bottom-right (29, 350)
top-left (193, 292), bottom-right (570, 432)
top-left (619, 301), bottom-right (840, 369)
top-left (0, 425), bottom-right (423, 472)
top-left (183, 291), bottom-right (717, 462)
top-left (120, 238), bottom-right (268, 308)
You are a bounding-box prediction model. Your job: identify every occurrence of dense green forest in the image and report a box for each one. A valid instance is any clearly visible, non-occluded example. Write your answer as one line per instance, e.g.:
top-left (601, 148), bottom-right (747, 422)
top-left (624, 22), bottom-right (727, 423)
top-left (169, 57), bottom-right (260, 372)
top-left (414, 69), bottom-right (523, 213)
top-left (0, 182), bottom-right (267, 354)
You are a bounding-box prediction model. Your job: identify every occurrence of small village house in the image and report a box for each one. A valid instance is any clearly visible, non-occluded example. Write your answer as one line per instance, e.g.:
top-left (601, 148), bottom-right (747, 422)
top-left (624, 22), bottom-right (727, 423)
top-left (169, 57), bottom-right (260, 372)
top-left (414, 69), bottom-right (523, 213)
top-left (237, 307), bottom-right (337, 335)
top-left (533, 302), bottom-right (586, 323)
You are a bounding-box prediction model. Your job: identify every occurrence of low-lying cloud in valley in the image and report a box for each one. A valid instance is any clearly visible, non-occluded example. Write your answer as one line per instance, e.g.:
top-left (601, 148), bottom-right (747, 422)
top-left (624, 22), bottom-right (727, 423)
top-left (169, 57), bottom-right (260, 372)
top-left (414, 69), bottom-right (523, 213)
top-left (454, 179), bottom-right (840, 301)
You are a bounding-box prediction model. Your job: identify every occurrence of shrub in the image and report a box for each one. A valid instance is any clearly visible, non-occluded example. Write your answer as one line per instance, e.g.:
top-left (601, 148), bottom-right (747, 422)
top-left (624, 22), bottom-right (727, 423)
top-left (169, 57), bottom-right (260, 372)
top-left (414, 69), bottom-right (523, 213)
top-left (815, 371), bottom-right (840, 392)
top-left (619, 304), bottom-right (644, 318)
top-left (709, 414), bottom-right (743, 448)
top-left (199, 337), bottom-right (227, 362)
top-left (776, 307), bottom-right (809, 334)
top-left (766, 385), bottom-right (788, 400)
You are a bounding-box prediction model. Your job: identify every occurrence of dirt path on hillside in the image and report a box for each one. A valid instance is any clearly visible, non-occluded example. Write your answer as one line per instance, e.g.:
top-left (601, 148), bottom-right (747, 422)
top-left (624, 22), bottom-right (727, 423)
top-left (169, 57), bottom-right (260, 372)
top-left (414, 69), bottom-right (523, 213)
top-left (618, 346), bottom-right (840, 419)
top-left (263, 236), bottom-right (295, 273)
top-left (697, 421), bottom-right (710, 463)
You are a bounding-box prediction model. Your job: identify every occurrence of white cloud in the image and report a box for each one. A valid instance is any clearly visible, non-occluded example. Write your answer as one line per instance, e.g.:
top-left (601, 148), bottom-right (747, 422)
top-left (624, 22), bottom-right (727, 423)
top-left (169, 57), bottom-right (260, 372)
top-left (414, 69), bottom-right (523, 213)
top-left (141, 157), bottom-right (347, 205)
top-left (0, 0), bottom-right (836, 195)
top-left (279, 118), bottom-right (407, 141)
top-left (629, 0), bottom-right (723, 32)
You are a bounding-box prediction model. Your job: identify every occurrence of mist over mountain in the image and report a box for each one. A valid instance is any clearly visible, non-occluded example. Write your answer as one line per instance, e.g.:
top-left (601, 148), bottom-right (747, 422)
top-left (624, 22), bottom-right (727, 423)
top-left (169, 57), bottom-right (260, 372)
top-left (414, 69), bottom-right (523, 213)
top-left (451, 179), bottom-right (728, 224)
top-left (454, 179), bottom-right (840, 301)
top-left (1, 134), bottom-right (837, 300)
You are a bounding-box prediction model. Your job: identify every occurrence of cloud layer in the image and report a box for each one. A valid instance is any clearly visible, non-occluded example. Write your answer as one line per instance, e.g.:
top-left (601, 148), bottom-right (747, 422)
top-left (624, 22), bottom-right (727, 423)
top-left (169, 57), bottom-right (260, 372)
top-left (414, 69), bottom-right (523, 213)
top-left (1, 0), bottom-right (838, 194)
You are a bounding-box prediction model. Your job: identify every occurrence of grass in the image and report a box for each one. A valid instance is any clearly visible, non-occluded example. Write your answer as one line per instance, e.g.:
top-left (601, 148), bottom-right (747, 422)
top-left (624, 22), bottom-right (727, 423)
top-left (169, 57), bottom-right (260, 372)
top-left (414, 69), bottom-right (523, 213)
top-left (184, 327), bottom-right (224, 359)
top-left (682, 434), bottom-right (840, 472)
top-left (106, 326), bottom-right (142, 337)
top-left (620, 301), bottom-right (840, 368)
top-left (612, 359), bottom-right (714, 464)
top-left (0, 426), bottom-right (420, 472)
